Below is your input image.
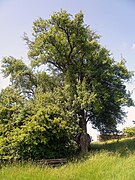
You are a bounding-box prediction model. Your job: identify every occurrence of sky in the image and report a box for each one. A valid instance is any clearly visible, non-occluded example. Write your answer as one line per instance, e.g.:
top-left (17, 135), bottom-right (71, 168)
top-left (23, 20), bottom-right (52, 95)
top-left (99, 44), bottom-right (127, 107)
top-left (0, 0), bottom-right (135, 140)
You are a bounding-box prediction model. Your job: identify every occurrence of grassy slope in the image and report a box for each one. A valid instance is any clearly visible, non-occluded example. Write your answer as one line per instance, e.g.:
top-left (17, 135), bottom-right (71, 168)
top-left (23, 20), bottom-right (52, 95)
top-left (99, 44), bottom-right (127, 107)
top-left (1, 138), bottom-right (135, 180)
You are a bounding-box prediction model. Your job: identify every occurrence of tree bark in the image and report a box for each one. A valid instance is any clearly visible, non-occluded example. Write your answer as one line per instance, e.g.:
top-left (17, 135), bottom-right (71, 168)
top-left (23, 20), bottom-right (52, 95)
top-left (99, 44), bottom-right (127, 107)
top-left (79, 109), bottom-right (89, 153)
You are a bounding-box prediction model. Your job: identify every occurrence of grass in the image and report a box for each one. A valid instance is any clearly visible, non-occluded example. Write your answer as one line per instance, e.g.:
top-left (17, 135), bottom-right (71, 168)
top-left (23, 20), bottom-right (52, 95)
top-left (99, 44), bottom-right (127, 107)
top-left (91, 137), bottom-right (135, 156)
top-left (1, 137), bottom-right (135, 180)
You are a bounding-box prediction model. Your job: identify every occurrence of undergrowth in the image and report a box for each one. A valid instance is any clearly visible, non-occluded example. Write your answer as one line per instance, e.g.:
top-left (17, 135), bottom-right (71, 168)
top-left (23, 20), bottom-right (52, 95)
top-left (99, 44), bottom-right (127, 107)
top-left (1, 137), bottom-right (135, 180)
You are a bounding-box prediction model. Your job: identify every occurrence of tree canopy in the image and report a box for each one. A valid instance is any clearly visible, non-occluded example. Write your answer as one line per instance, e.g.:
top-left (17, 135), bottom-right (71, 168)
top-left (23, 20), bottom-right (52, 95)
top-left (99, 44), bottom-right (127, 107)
top-left (0, 10), bottom-right (134, 159)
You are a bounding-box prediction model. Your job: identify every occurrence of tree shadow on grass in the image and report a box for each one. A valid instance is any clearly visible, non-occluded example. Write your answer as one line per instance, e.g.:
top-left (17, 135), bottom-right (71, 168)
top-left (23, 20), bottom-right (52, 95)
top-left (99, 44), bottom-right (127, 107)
top-left (90, 137), bottom-right (135, 157)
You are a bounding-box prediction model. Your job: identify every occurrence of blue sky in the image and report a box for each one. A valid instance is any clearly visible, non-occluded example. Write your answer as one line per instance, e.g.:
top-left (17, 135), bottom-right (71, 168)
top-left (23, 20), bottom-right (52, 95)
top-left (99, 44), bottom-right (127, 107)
top-left (0, 0), bottom-right (135, 139)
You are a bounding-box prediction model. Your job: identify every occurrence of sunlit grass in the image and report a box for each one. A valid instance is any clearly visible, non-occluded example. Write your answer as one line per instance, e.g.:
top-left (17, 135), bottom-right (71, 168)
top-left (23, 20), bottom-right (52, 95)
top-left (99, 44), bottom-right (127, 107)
top-left (1, 137), bottom-right (135, 180)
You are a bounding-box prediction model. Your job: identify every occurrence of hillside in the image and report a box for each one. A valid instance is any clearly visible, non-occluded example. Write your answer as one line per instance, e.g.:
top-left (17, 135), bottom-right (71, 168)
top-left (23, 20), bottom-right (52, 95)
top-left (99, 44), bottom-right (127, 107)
top-left (1, 137), bottom-right (135, 180)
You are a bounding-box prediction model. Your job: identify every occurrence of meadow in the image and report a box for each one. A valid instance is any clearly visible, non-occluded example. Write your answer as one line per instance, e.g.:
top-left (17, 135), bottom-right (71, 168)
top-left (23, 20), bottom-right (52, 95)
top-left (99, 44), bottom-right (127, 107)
top-left (1, 138), bottom-right (135, 180)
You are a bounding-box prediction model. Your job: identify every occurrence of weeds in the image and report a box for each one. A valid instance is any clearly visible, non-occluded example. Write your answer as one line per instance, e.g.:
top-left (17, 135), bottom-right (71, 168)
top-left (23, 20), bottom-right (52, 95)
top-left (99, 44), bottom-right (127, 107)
top-left (1, 138), bottom-right (135, 180)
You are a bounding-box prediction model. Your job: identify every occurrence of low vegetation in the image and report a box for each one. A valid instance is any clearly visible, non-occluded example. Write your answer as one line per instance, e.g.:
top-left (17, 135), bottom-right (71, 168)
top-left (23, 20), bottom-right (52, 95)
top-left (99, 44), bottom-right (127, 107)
top-left (123, 126), bottom-right (135, 137)
top-left (1, 137), bottom-right (135, 180)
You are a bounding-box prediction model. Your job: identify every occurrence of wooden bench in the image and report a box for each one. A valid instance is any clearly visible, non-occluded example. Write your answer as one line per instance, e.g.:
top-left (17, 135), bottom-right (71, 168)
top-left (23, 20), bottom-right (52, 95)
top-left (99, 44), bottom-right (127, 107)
top-left (36, 158), bottom-right (67, 167)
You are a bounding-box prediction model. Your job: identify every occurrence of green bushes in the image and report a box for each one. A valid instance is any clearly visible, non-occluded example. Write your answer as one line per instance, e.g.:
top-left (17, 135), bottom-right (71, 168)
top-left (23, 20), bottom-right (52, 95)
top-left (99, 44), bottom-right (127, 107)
top-left (0, 88), bottom-right (77, 161)
top-left (123, 126), bottom-right (135, 137)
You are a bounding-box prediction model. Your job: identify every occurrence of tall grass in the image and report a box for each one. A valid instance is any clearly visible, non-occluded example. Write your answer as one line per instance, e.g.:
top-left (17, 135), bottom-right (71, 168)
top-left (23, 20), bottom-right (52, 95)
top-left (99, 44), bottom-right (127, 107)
top-left (1, 138), bottom-right (135, 180)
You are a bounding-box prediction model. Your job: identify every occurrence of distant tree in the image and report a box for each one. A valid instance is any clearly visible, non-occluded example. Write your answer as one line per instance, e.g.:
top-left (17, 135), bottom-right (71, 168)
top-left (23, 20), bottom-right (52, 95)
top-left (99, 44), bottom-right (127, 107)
top-left (23, 10), bottom-right (134, 153)
top-left (123, 126), bottom-right (135, 137)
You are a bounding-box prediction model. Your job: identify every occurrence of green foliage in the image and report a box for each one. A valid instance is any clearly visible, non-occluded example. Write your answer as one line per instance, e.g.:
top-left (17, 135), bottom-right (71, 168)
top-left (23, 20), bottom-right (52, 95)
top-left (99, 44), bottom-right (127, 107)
top-left (27, 10), bottom-right (133, 134)
top-left (0, 10), bottom-right (134, 159)
top-left (0, 88), bottom-right (76, 160)
top-left (123, 126), bottom-right (135, 137)
top-left (1, 57), bottom-right (37, 97)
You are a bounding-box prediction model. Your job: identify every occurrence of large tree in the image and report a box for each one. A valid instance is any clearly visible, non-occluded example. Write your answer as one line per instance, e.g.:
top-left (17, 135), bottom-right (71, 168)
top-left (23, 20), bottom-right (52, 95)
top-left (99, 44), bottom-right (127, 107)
top-left (23, 10), bottom-right (133, 153)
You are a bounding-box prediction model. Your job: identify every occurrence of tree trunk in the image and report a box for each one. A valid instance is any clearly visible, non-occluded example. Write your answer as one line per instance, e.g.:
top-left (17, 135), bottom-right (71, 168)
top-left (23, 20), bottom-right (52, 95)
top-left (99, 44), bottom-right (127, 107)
top-left (79, 109), bottom-right (89, 153)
